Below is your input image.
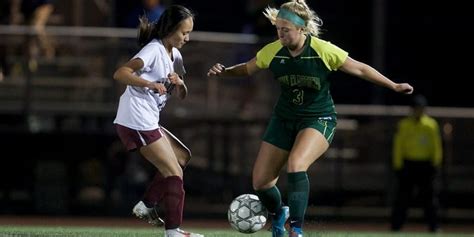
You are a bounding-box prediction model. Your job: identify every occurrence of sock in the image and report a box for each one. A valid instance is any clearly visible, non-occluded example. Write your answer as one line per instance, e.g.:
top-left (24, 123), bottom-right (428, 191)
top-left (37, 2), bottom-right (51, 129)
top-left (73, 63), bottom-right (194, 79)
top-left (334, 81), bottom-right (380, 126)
top-left (161, 176), bottom-right (185, 229)
top-left (288, 172), bottom-right (309, 229)
top-left (142, 171), bottom-right (165, 207)
top-left (255, 186), bottom-right (283, 215)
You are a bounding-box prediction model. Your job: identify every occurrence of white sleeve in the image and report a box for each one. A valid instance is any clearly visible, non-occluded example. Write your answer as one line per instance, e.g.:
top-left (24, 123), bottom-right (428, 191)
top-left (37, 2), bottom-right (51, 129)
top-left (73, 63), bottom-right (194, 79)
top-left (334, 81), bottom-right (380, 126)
top-left (132, 43), bottom-right (160, 70)
top-left (173, 49), bottom-right (186, 76)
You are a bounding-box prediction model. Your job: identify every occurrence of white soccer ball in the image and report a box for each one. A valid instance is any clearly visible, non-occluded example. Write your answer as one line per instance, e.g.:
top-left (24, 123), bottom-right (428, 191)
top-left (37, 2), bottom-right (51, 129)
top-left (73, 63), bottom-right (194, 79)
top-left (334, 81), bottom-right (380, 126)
top-left (227, 194), bottom-right (268, 234)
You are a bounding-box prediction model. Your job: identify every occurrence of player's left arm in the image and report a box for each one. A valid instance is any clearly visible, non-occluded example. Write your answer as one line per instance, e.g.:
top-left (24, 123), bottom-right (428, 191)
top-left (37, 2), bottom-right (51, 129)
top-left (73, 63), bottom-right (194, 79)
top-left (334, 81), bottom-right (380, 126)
top-left (168, 72), bottom-right (187, 99)
top-left (339, 57), bottom-right (413, 94)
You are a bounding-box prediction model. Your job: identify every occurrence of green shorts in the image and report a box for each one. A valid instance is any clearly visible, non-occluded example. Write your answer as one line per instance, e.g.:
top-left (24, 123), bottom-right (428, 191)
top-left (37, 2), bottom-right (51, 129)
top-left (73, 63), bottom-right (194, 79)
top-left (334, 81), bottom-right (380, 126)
top-left (262, 115), bottom-right (337, 151)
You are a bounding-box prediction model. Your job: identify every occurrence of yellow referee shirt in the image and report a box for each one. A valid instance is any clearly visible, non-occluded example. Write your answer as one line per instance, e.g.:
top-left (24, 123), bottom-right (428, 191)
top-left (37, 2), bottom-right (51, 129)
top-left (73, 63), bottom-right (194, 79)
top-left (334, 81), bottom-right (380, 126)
top-left (392, 114), bottom-right (443, 170)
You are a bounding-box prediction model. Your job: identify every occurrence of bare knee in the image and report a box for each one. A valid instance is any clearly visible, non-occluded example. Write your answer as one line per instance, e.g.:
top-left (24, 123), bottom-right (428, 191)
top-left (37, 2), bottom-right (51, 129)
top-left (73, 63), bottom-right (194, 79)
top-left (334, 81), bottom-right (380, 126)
top-left (253, 180), bottom-right (274, 191)
top-left (287, 158), bottom-right (308, 173)
top-left (139, 144), bottom-right (183, 177)
top-left (252, 173), bottom-right (277, 191)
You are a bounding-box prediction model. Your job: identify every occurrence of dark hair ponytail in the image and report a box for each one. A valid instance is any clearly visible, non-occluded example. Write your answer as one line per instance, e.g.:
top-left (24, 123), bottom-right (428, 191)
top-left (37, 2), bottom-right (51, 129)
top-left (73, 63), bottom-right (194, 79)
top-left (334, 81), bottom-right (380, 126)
top-left (137, 5), bottom-right (194, 48)
top-left (137, 16), bottom-right (155, 47)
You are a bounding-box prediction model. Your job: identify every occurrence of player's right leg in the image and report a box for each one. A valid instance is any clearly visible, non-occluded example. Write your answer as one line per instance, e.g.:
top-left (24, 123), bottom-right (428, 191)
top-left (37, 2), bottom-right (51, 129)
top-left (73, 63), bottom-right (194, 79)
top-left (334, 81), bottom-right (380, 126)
top-left (132, 200), bottom-right (164, 227)
top-left (165, 228), bottom-right (204, 237)
top-left (253, 141), bottom-right (290, 237)
top-left (115, 125), bottom-right (167, 227)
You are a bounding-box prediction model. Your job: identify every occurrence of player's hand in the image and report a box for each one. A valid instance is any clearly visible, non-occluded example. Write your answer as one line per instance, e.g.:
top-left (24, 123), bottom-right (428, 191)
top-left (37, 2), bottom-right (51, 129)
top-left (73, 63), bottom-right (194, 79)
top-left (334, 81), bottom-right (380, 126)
top-left (168, 72), bottom-right (183, 85)
top-left (394, 83), bottom-right (414, 94)
top-left (147, 82), bottom-right (167, 95)
top-left (207, 63), bottom-right (225, 77)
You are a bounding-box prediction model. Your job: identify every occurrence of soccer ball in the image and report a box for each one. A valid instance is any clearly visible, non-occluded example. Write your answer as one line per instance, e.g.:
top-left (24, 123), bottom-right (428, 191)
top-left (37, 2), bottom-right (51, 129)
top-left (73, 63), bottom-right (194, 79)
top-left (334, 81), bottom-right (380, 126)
top-left (227, 194), bottom-right (268, 234)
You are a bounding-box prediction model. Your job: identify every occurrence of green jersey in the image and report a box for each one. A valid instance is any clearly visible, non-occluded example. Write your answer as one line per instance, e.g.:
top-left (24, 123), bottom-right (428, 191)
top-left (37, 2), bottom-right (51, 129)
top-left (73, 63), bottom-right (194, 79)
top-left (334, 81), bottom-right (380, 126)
top-left (256, 35), bottom-right (348, 119)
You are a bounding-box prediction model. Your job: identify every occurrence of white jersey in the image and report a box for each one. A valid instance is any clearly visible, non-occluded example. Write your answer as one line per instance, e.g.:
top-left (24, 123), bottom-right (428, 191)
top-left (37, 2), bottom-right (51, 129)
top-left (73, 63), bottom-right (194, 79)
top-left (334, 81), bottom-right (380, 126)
top-left (113, 39), bottom-right (186, 130)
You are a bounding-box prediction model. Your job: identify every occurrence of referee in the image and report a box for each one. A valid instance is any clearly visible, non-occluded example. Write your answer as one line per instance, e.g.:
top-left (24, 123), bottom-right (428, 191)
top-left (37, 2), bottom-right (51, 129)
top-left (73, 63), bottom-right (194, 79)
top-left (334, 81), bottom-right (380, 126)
top-left (391, 94), bottom-right (442, 232)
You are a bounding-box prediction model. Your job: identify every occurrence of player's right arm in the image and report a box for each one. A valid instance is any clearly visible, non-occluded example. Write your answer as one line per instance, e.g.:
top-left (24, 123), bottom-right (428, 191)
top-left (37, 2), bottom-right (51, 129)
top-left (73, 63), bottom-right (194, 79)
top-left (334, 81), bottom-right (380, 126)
top-left (113, 58), bottom-right (167, 94)
top-left (207, 57), bottom-right (261, 77)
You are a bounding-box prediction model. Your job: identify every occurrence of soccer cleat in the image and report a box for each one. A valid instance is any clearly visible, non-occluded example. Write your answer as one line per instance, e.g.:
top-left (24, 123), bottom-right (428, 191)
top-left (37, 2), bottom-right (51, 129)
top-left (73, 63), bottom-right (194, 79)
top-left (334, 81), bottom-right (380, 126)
top-left (132, 201), bottom-right (164, 227)
top-left (165, 228), bottom-right (204, 237)
top-left (289, 227), bottom-right (303, 237)
top-left (271, 206), bottom-right (290, 237)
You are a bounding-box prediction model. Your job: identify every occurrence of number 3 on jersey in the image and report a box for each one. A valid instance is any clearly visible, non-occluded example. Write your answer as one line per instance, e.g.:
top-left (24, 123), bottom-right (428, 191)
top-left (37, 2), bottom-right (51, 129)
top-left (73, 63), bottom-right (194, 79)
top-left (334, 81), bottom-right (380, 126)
top-left (292, 88), bottom-right (304, 105)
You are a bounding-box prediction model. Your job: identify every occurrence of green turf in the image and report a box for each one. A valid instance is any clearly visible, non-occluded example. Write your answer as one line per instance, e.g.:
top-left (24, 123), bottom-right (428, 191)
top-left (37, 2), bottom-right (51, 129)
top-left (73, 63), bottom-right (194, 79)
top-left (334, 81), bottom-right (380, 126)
top-left (0, 226), bottom-right (472, 237)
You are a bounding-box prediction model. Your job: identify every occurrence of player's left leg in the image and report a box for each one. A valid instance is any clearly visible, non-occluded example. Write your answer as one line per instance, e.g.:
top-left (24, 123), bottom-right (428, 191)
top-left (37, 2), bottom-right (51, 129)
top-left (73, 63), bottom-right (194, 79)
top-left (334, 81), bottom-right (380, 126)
top-left (158, 127), bottom-right (204, 236)
top-left (161, 126), bottom-right (192, 168)
top-left (287, 127), bottom-right (330, 236)
top-left (141, 127), bottom-right (190, 204)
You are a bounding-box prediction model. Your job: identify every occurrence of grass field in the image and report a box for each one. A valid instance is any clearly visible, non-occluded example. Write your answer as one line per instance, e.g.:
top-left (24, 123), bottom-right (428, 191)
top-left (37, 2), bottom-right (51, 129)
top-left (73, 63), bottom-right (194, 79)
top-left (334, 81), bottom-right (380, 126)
top-left (0, 226), bottom-right (473, 237)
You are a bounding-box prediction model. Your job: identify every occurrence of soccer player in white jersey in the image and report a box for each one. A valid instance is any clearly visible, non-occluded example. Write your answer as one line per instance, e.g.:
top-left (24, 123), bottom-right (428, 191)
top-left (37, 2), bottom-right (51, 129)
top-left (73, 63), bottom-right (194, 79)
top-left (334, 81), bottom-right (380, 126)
top-left (113, 5), bottom-right (203, 237)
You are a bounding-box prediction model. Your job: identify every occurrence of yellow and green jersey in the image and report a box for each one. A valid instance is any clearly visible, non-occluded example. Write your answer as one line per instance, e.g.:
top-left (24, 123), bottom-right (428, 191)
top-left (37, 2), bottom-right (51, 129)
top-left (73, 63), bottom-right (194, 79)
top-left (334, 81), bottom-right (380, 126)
top-left (256, 35), bottom-right (348, 119)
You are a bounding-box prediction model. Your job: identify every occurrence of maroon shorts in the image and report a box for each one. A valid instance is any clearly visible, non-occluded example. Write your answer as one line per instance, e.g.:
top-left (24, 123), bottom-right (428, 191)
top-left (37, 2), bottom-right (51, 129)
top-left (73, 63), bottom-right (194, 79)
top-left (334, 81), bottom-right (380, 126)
top-left (115, 124), bottom-right (163, 151)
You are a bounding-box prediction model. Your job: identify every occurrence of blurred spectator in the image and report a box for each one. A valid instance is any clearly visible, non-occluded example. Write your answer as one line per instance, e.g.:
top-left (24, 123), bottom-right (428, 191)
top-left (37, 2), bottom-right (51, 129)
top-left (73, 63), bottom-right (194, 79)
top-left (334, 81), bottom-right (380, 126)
top-left (10, 0), bottom-right (56, 62)
top-left (121, 0), bottom-right (165, 28)
top-left (391, 94), bottom-right (442, 232)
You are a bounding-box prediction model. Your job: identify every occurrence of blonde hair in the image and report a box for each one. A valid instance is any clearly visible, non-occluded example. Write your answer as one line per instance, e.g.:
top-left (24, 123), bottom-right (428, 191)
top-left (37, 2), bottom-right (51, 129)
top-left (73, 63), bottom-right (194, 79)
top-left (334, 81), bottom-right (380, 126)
top-left (263, 0), bottom-right (322, 37)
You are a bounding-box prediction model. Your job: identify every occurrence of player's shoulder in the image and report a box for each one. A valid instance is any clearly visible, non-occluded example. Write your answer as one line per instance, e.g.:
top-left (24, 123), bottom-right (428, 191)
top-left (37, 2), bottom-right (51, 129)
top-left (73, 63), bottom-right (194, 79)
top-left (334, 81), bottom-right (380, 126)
top-left (264, 39), bottom-right (283, 47)
top-left (310, 35), bottom-right (328, 44)
top-left (144, 39), bottom-right (162, 48)
top-left (309, 36), bottom-right (339, 50)
top-left (172, 47), bottom-right (183, 58)
top-left (260, 39), bottom-right (284, 53)
top-left (141, 39), bottom-right (167, 55)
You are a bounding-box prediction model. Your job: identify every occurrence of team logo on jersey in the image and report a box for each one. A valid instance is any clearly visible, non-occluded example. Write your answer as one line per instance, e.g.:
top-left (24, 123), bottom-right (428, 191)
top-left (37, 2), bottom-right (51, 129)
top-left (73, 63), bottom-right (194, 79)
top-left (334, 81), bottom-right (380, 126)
top-left (280, 59), bottom-right (285, 64)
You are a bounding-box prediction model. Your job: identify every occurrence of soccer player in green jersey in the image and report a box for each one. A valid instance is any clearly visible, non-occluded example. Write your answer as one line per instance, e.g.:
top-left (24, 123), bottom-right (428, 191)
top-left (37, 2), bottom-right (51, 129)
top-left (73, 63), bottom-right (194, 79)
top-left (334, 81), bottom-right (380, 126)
top-left (207, 0), bottom-right (413, 236)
